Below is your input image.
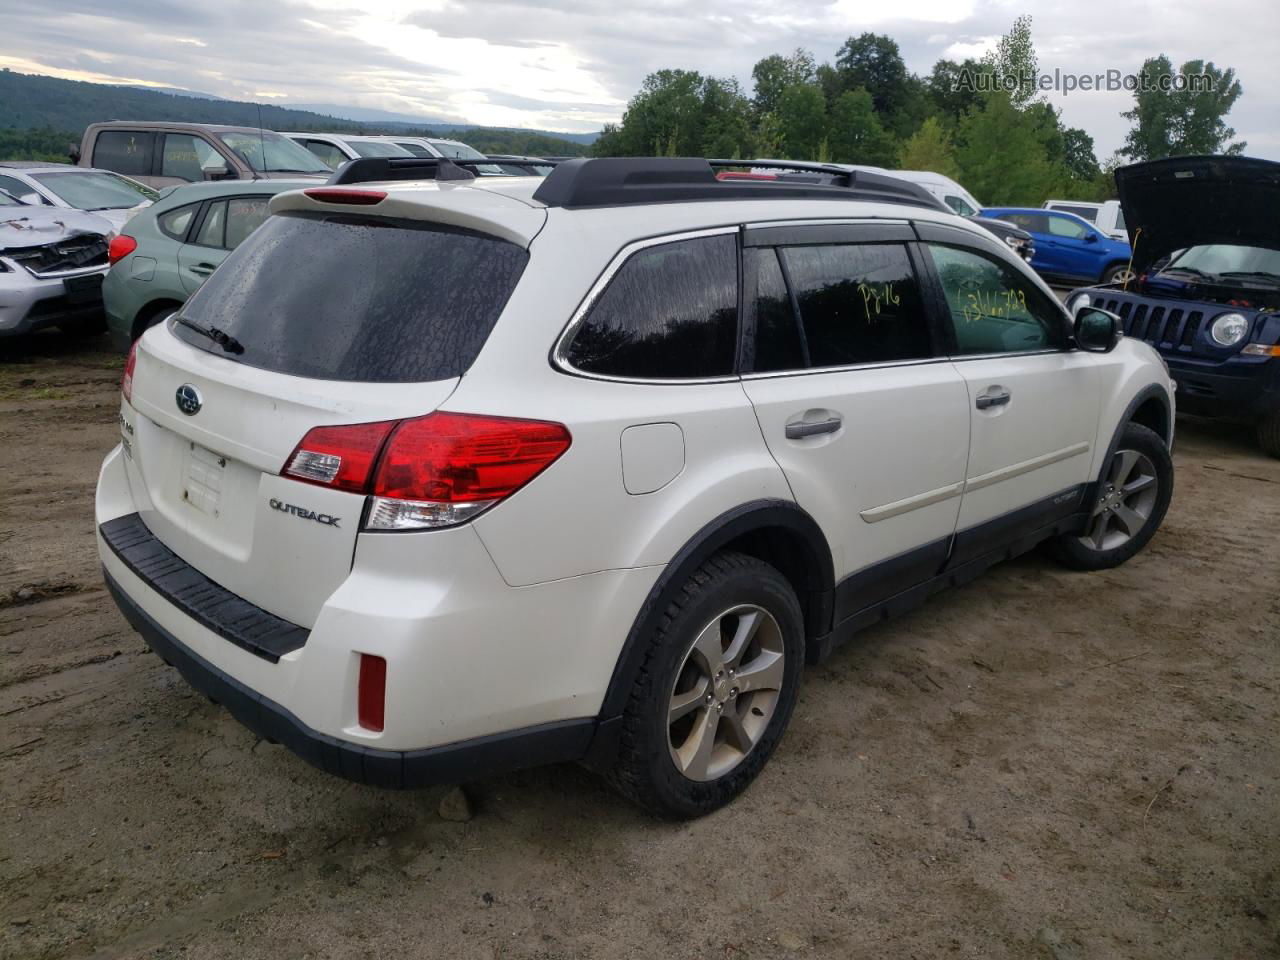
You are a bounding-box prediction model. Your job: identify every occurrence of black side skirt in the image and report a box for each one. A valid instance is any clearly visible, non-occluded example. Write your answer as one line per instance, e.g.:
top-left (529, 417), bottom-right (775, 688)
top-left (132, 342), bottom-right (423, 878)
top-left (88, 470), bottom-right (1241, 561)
top-left (811, 484), bottom-right (1090, 663)
top-left (104, 572), bottom-right (595, 789)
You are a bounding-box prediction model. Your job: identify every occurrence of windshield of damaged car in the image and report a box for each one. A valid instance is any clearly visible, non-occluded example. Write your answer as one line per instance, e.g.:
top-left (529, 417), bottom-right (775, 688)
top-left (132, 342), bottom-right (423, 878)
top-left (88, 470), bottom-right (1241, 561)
top-left (33, 171), bottom-right (159, 210)
top-left (1164, 244), bottom-right (1280, 282)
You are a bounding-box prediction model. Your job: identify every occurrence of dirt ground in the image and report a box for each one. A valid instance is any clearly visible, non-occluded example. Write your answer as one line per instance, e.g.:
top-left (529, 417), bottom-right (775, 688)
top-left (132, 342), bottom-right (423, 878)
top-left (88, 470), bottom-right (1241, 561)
top-left (1, 328), bottom-right (1277, 960)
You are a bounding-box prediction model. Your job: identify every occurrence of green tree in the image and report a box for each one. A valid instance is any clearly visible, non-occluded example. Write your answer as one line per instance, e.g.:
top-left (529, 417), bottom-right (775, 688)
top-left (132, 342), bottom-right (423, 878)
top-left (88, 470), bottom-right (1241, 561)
top-left (777, 82), bottom-right (828, 159)
top-left (954, 92), bottom-right (1057, 205)
top-left (591, 69), bottom-right (753, 158)
top-left (927, 58), bottom-right (987, 123)
top-left (751, 49), bottom-right (816, 118)
top-left (1120, 56), bottom-right (1245, 160)
top-left (827, 89), bottom-right (897, 166)
top-left (983, 15), bottom-right (1039, 109)
top-left (832, 33), bottom-right (921, 136)
top-left (1059, 127), bottom-right (1101, 181)
top-left (898, 116), bottom-right (958, 177)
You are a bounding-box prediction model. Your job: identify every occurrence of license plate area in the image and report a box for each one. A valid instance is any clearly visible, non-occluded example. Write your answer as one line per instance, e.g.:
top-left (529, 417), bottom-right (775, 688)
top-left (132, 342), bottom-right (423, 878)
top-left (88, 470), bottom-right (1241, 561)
top-left (183, 442), bottom-right (225, 518)
top-left (63, 273), bottom-right (104, 304)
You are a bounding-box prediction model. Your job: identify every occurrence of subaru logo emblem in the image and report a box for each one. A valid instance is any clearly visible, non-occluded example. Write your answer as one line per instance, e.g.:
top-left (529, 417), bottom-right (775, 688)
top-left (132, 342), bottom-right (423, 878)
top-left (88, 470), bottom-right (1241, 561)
top-left (175, 384), bottom-right (202, 416)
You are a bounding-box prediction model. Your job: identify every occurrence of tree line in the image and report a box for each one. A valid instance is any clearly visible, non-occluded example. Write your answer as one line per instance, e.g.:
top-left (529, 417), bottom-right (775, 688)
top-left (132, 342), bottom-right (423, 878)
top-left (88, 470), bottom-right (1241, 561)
top-left (591, 17), bottom-right (1245, 206)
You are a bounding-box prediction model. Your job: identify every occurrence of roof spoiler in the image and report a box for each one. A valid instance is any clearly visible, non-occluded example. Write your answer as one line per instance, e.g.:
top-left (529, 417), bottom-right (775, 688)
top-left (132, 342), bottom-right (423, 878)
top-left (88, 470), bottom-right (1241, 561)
top-left (327, 156), bottom-right (562, 186)
top-left (529, 158), bottom-right (949, 211)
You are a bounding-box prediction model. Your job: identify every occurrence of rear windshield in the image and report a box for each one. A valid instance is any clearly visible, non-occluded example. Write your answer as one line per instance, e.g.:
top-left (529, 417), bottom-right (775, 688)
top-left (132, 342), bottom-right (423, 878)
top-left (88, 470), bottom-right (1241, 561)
top-left (174, 211), bottom-right (528, 382)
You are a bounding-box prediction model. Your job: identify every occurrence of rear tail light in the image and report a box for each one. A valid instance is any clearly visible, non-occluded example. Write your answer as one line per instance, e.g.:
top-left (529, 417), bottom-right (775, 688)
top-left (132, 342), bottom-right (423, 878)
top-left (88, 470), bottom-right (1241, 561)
top-left (108, 234), bottom-right (137, 264)
top-left (281, 412), bottom-right (571, 530)
top-left (357, 654), bottom-right (386, 732)
top-left (122, 340), bottom-right (138, 405)
top-left (284, 420), bottom-right (397, 491)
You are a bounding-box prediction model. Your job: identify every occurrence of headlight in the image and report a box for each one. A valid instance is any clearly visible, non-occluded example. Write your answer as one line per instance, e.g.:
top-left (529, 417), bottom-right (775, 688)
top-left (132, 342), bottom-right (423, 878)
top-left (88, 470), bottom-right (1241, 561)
top-left (1210, 312), bottom-right (1249, 347)
top-left (1067, 292), bottom-right (1091, 314)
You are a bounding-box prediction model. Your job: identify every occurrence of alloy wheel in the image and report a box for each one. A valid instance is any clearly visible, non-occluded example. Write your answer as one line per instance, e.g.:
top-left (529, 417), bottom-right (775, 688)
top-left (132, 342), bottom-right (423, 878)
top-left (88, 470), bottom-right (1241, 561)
top-left (1080, 447), bottom-right (1159, 551)
top-left (667, 604), bottom-right (785, 782)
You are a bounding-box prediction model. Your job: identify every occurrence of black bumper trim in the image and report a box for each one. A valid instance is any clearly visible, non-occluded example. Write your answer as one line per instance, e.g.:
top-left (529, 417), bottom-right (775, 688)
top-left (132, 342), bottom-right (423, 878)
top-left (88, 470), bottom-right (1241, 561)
top-left (105, 570), bottom-right (596, 788)
top-left (100, 513), bottom-right (308, 663)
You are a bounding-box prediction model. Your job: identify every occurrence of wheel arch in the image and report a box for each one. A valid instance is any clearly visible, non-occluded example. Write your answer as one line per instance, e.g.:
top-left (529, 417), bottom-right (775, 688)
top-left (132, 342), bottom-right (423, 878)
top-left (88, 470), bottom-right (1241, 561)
top-left (1097, 382), bottom-right (1173, 483)
top-left (131, 298), bottom-right (185, 342)
top-left (583, 499), bottom-right (834, 770)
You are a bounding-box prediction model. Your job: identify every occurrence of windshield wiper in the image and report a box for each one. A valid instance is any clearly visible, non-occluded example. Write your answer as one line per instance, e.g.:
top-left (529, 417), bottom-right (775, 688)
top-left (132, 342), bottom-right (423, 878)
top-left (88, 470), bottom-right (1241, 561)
top-left (175, 315), bottom-right (245, 355)
top-left (1160, 265), bottom-right (1215, 279)
top-left (264, 168), bottom-right (324, 174)
top-left (1217, 271), bottom-right (1280, 286)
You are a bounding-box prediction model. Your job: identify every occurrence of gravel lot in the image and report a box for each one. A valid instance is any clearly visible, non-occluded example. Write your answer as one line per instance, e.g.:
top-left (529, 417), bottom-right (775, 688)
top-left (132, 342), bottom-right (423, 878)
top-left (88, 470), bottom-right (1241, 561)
top-left (2, 330), bottom-right (1277, 960)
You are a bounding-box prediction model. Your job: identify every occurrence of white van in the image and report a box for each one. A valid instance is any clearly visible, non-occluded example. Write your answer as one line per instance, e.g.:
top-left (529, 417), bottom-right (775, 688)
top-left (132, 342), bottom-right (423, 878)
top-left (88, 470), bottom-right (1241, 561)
top-left (1043, 200), bottom-right (1127, 242)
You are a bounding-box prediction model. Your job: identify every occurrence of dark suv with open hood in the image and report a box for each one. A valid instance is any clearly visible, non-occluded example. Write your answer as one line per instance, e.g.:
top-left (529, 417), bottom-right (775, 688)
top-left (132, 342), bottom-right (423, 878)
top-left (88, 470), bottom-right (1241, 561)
top-left (1066, 156), bottom-right (1280, 457)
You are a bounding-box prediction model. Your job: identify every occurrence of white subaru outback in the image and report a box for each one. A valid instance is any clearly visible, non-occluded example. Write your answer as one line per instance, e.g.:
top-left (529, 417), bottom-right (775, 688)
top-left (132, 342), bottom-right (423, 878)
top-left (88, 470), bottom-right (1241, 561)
top-left (97, 157), bottom-right (1175, 817)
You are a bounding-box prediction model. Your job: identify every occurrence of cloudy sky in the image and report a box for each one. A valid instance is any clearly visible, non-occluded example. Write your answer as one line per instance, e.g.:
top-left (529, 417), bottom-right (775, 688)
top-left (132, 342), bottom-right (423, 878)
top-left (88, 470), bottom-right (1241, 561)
top-left (4, 0), bottom-right (1278, 159)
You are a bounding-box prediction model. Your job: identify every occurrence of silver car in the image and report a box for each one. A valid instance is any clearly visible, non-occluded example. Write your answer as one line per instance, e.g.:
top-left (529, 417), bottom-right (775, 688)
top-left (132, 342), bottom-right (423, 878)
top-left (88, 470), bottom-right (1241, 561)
top-left (0, 190), bottom-right (112, 337)
top-left (0, 162), bottom-right (158, 232)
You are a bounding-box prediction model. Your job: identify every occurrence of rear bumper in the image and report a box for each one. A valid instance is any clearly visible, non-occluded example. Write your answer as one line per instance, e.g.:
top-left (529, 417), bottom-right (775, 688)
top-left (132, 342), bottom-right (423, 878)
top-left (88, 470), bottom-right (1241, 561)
top-left (95, 442), bottom-right (658, 784)
top-left (104, 570), bottom-right (595, 787)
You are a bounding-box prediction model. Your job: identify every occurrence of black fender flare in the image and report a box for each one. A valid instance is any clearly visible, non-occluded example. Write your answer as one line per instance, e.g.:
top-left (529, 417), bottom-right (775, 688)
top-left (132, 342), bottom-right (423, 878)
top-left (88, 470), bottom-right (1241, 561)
top-left (582, 499), bottom-right (833, 771)
top-left (1103, 383), bottom-right (1173, 467)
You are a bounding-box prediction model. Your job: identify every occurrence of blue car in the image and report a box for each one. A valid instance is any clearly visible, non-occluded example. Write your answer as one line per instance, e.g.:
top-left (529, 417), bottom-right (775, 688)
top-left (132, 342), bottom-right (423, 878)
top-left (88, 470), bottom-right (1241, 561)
top-left (980, 207), bottom-right (1133, 286)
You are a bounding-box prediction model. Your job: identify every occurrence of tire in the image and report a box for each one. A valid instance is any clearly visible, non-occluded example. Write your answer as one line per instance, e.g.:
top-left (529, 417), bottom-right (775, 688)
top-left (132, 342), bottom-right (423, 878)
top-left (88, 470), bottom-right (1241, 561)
top-left (605, 551), bottom-right (804, 818)
top-left (132, 306), bottom-right (179, 342)
top-left (1258, 412), bottom-right (1280, 459)
top-left (1045, 422), bottom-right (1173, 571)
top-left (1102, 263), bottom-right (1135, 285)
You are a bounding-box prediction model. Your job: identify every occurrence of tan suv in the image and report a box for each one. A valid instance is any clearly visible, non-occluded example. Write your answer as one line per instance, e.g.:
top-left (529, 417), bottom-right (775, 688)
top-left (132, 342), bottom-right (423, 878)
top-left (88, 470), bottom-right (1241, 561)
top-left (74, 122), bottom-right (330, 188)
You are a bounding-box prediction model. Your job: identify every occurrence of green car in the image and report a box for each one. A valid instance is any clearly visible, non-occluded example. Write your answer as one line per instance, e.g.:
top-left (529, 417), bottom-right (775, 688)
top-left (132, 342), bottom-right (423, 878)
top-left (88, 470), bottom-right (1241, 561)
top-left (103, 179), bottom-right (309, 350)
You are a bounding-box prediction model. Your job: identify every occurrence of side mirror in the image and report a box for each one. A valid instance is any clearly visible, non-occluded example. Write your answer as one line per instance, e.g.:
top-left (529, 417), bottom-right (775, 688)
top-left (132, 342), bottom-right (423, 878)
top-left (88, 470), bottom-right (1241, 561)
top-left (17, 192), bottom-right (46, 206)
top-left (202, 164), bottom-right (233, 181)
top-left (1074, 307), bottom-right (1120, 353)
top-left (1083, 232), bottom-right (1099, 244)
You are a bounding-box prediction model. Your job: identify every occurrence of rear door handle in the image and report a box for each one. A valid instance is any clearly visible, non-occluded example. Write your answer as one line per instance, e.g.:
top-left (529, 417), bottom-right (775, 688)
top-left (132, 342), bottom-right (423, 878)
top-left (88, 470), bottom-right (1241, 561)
top-left (190, 262), bottom-right (217, 276)
top-left (785, 416), bottom-right (843, 439)
top-left (975, 390), bottom-right (1011, 410)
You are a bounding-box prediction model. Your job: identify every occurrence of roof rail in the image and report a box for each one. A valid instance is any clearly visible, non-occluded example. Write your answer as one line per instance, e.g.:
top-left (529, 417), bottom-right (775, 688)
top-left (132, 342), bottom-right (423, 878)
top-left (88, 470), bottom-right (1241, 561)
top-left (327, 156), bottom-right (563, 186)
top-left (530, 158), bottom-right (948, 211)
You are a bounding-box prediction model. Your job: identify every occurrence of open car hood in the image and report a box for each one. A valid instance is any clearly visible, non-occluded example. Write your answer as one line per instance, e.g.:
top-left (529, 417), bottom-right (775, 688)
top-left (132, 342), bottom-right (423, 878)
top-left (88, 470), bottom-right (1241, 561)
top-left (1115, 155), bottom-right (1280, 274)
top-left (0, 205), bottom-right (111, 252)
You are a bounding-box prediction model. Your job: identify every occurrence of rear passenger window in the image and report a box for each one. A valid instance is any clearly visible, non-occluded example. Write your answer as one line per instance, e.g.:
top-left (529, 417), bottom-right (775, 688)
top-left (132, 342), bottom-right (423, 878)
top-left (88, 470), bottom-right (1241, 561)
top-left (92, 131), bottom-right (154, 177)
top-left (749, 248), bottom-right (805, 372)
top-left (777, 244), bottom-right (932, 368)
top-left (194, 201), bottom-right (226, 247)
top-left (927, 244), bottom-right (1066, 354)
top-left (564, 234), bottom-right (738, 379)
top-left (225, 198), bottom-right (269, 249)
top-left (157, 202), bottom-right (199, 241)
top-left (161, 134), bottom-right (221, 182)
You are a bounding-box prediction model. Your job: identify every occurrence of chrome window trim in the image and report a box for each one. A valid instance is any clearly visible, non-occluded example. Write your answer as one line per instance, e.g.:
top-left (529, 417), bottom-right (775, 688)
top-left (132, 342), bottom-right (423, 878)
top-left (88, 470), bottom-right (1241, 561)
top-left (550, 226), bottom-right (743, 386)
top-left (740, 348), bottom-right (1072, 381)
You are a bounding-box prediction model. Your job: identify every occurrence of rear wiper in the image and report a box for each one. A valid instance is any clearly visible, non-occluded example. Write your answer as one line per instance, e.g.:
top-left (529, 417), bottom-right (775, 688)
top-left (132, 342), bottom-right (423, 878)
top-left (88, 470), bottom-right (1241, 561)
top-left (175, 315), bottom-right (245, 355)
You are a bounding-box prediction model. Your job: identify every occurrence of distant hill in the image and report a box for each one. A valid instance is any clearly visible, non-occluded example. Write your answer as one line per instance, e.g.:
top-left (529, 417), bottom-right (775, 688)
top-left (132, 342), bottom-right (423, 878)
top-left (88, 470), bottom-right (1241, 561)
top-left (290, 103), bottom-right (598, 145)
top-left (0, 70), bottom-right (598, 153)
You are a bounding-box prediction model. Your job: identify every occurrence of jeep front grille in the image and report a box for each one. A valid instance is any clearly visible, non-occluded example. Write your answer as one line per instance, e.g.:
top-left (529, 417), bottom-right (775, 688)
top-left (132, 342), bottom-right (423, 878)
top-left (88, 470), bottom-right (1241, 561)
top-left (1095, 295), bottom-right (1206, 347)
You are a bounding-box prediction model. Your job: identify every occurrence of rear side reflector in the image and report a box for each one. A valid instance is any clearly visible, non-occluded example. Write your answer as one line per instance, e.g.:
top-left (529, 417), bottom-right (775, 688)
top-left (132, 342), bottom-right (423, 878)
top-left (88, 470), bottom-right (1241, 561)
top-left (122, 340), bottom-right (138, 404)
top-left (357, 654), bottom-right (386, 732)
top-left (303, 188), bottom-right (387, 205)
top-left (280, 412), bottom-right (571, 530)
top-left (108, 234), bottom-right (137, 264)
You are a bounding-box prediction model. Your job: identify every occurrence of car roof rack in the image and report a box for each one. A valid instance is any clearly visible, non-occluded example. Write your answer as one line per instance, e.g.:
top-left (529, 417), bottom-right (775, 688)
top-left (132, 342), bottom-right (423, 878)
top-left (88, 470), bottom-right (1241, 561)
top-left (326, 156), bottom-right (563, 186)
top-left (530, 158), bottom-right (947, 211)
